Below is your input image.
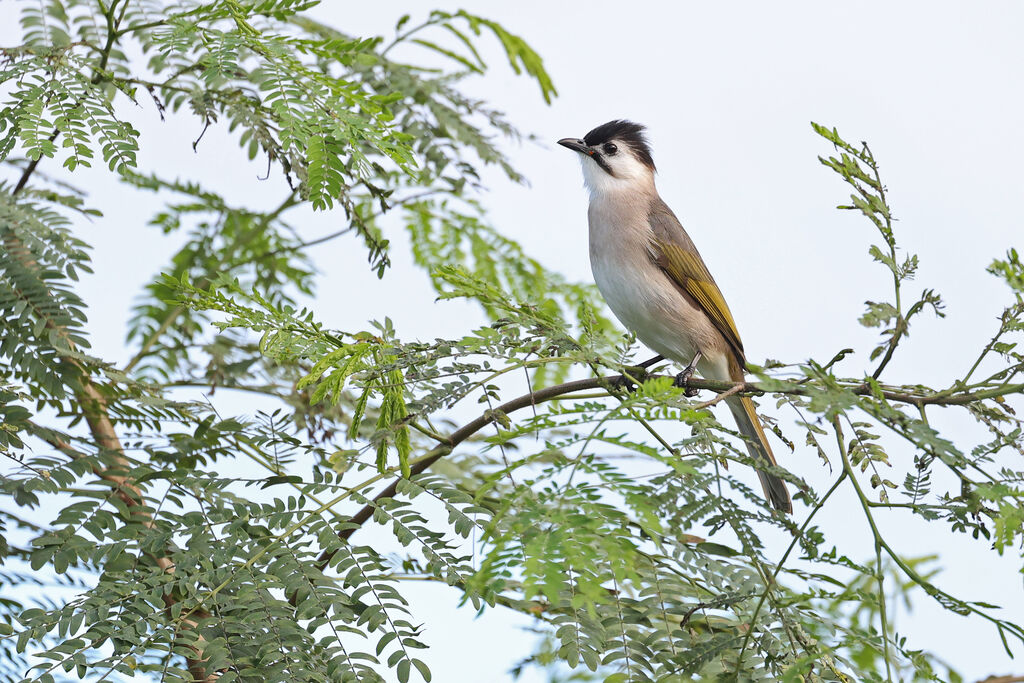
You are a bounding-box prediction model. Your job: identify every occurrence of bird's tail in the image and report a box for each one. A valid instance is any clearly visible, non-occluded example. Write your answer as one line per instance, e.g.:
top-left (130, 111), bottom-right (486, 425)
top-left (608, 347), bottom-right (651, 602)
top-left (724, 360), bottom-right (792, 513)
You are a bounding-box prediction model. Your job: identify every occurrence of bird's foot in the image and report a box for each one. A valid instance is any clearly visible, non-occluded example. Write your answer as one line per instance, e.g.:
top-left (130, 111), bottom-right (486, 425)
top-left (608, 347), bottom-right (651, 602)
top-left (673, 353), bottom-right (702, 398)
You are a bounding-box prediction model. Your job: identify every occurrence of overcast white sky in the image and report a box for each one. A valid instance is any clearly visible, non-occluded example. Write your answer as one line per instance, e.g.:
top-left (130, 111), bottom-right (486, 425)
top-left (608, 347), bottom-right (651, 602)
top-left (6, 1), bottom-right (1024, 680)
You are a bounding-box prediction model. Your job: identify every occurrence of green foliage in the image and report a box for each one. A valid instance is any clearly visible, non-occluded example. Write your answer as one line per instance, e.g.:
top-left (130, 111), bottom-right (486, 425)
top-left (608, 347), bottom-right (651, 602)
top-left (0, 188), bottom-right (93, 402)
top-left (1, 3), bottom-right (1023, 683)
top-left (404, 11), bottom-right (557, 105)
top-left (812, 123), bottom-right (946, 371)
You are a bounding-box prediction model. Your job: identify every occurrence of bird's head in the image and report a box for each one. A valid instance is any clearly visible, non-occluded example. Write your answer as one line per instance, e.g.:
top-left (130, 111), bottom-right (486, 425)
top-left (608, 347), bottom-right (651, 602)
top-left (558, 119), bottom-right (656, 195)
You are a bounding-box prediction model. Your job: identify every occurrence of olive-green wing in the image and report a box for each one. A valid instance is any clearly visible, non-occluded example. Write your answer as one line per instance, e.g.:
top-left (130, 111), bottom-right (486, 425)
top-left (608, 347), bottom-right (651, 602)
top-left (648, 200), bottom-right (746, 367)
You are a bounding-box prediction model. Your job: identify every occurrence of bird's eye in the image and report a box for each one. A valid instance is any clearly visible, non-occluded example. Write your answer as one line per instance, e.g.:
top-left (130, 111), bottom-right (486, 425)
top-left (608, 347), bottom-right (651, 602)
top-left (603, 143), bottom-right (618, 155)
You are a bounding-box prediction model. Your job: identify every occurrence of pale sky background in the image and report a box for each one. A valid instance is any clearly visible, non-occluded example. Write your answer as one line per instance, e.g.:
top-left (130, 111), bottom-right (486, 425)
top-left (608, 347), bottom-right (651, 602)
top-left (5, 1), bottom-right (1024, 681)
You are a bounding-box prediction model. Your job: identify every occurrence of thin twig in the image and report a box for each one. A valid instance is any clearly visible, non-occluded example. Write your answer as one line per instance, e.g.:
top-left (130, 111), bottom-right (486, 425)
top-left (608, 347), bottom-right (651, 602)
top-left (835, 416), bottom-right (893, 682)
top-left (736, 470), bottom-right (848, 673)
top-left (691, 381), bottom-right (744, 410)
top-left (12, 131), bottom-right (59, 195)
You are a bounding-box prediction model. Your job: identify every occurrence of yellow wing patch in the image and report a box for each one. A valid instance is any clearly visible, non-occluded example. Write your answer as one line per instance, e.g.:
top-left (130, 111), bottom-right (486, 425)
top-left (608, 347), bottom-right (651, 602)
top-left (656, 241), bottom-right (745, 366)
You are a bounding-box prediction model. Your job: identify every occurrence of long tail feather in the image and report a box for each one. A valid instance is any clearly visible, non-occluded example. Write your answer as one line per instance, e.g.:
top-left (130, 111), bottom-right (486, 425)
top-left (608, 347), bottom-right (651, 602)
top-left (725, 395), bottom-right (792, 513)
top-left (720, 356), bottom-right (792, 513)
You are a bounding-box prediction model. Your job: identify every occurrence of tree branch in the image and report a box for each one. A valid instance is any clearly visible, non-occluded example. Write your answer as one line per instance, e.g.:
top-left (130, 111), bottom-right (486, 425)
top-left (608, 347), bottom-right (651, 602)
top-left (318, 363), bottom-right (1024, 567)
top-left (11, 130), bottom-right (60, 196)
top-left (3, 223), bottom-right (216, 680)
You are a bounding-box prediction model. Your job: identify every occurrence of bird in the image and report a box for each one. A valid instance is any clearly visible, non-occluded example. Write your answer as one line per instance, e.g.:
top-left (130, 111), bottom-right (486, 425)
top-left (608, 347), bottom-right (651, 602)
top-left (558, 120), bottom-right (792, 513)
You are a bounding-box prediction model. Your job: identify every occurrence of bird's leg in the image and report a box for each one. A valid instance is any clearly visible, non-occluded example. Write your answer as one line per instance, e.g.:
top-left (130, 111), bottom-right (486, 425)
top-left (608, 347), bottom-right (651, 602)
top-left (674, 352), bottom-right (702, 398)
top-left (611, 355), bottom-right (664, 392)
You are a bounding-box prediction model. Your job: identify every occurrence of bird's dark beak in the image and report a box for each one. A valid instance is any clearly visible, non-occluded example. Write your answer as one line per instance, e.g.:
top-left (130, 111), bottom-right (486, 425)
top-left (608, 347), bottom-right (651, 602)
top-left (557, 138), bottom-right (594, 155)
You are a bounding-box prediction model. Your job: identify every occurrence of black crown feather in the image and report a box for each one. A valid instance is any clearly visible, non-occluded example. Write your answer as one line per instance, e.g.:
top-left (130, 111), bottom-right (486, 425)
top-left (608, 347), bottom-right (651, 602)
top-left (583, 119), bottom-right (655, 170)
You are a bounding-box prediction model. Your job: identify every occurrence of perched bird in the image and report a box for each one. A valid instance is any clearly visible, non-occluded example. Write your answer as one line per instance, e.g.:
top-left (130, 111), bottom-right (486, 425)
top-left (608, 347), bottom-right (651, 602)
top-left (558, 120), bottom-right (792, 513)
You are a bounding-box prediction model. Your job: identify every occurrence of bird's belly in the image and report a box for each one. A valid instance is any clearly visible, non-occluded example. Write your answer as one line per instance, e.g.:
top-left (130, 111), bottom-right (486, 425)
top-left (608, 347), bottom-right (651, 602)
top-left (591, 253), bottom-right (711, 365)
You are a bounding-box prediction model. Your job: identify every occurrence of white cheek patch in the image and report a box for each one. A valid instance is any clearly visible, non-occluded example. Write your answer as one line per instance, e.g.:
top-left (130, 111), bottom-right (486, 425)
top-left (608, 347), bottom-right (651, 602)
top-left (609, 152), bottom-right (650, 181)
top-left (580, 152), bottom-right (652, 197)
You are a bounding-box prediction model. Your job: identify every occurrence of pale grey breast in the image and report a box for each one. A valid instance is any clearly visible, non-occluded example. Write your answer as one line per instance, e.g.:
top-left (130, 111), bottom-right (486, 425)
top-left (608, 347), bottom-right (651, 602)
top-left (586, 194), bottom-right (721, 365)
